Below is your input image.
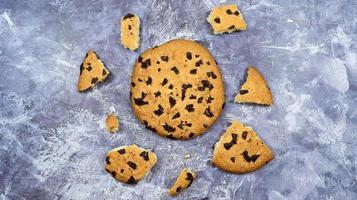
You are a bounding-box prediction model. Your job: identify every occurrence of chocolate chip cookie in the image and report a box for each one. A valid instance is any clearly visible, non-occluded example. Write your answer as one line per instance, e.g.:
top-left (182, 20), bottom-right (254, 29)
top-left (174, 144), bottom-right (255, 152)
top-left (168, 168), bottom-right (196, 196)
top-left (121, 13), bottom-right (140, 50)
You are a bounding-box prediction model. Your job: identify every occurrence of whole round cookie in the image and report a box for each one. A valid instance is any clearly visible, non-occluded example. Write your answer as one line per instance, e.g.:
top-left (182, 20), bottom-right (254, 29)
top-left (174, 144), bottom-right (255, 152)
top-left (130, 39), bottom-right (225, 140)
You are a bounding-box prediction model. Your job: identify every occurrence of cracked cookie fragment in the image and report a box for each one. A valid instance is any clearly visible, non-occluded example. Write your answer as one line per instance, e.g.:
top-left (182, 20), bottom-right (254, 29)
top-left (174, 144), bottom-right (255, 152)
top-left (235, 66), bottom-right (273, 105)
top-left (168, 169), bottom-right (196, 196)
top-left (105, 144), bottom-right (157, 184)
top-left (207, 4), bottom-right (247, 34)
top-left (121, 13), bottom-right (140, 50)
top-left (106, 113), bottom-right (119, 133)
top-left (212, 120), bottom-right (274, 174)
top-left (78, 50), bottom-right (110, 92)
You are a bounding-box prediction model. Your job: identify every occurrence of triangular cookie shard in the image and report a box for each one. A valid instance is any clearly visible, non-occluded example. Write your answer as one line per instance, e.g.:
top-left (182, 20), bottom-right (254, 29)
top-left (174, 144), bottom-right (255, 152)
top-left (235, 66), bottom-right (273, 105)
top-left (77, 50), bottom-right (110, 92)
top-left (212, 120), bottom-right (274, 174)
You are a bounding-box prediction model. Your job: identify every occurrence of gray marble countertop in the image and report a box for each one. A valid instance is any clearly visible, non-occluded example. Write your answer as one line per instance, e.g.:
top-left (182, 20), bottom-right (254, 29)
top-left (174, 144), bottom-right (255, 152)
top-left (0, 0), bottom-right (356, 199)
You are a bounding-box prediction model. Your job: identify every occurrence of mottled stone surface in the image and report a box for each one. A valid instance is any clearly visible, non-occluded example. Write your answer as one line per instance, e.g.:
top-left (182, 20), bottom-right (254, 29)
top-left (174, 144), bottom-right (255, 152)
top-left (0, 0), bottom-right (356, 199)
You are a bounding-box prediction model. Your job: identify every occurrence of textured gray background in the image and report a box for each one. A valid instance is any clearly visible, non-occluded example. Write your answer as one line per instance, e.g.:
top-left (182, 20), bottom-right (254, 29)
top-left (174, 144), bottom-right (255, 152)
top-left (0, 0), bottom-right (356, 199)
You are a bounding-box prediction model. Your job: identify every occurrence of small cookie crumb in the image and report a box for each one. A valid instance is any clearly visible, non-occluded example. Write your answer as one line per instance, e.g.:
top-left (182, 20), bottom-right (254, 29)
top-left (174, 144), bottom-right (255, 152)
top-left (184, 154), bottom-right (190, 159)
top-left (168, 169), bottom-right (196, 196)
top-left (106, 113), bottom-right (119, 133)
top-left (121, 13), bottom-right (140, 50)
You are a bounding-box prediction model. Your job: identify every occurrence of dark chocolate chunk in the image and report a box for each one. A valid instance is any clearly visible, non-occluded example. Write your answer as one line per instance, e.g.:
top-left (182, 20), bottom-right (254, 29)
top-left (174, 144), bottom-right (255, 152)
top-left (123, 13), bottom-right (135, 20)
top-left (240, 90), bottom-right (249, 95)
top-left (127, 176), bottom-right (137, 184)
top-left (206, 96), bottom-right (214, 104)
top-left (185, 172), bottom-right (194, 187)
top-left (176, 186), bottom-right (182, 193)
top-left (128, 25), bottom-right (132, 30)
top-left (138, 56), bottom-right (143, 62)
top-left (197, 97), bottom-right (203, 103)
top-left (154, 91), bottom-right (161, 97)
top-left (158, 68), bottom-right (161, 72)
top-left (139, 151), bottom-right (149, 161)
top-left (186, 52), bottom-right (192, 60)
top-left (222, 102), bottom-right (225, 109)
top-left (171, 66), bottom-right (179, 74)
top-left (189, 132), bottom-right (194, 138)
top-left (105, 168), bottom-right (110, 173)
top-left (190, 69), bottom-right (197, 74)
top-left (185, 104), bottom-right (195, 112)
top-left (214, 17), bottom-right (221, 23)
top-left (172, 112), bottom-right (181, 119)
top-left (87, 66), bottom-right (92, 71)
top-left (228, 25), bottom-right (235, 29)
top-left (242, 131), bottom-right (248, 140)
top-left (120, 169), bottom-right (124, 173)
top-left (168, 84), bottom-right (174, 89)
top-left (162, 78), bottom-right (168, 86)
top-left (157, 61), bottom-right (160, 64)
top-left (223, 133), bottom-right (238, 150)
top-left (230, 157), bottom-right (236, 163)
top-left (91, 77), bottom-right (98, 84)
top-left (127, 161), bottom-right (137, 170)
top-left (195, 54), bottom-right (199, 58)
top-left (169, 97), bottom-right (176, 108)
top-left (134, 92), bottom-right (149, 106)
top-left (111, 171), bottom-right (116, 178)
top-left (166, 134), bottom-right (176, 139)
top-left (102, 69), bottom-right (107, 76)
top-left (195, 60), bottom-right (203, 67)
top-left (207, 61), bottom-right (211, 65)
top-left (163, 123), bottom-right (176, 132)
top-left (204, 124), bottom-right (208, 128)
top-left (189, 95), bottom-right (197, 99)
top-left (178, 121), bottom-right (192, 130)
top-left (226, 9), bottom-right (233, 14)
top-left (146, 77), bottom-right (152, 85)
top-left (204, 107), bottom-right (214, 118)
top-left (234, 11), bottom-right (240, 16)
top-left (161, 56), bottom-right (169, 62)
top-left (141, 59), bottom-right (151, 69)
top-left (138, 78), bottom-right (143, 82)
top-left (80, 63), bottom-right (84, 75)
top-left (118, 149), bottom-right (126, 154)
top-left (106, 156), bottom-right (111, 164)
top-left (181, 83), bottom-right (193, 100)
top-left (143, 120), bottom-right (157, 133)
top-left (207, 71), bottom-right (217, 79)
top-left (198, 80), bottom-right (214, 91)
top-left (153, 105), bottom-right (164, 116)
top-left (242, 150), bottom-right (260, 162)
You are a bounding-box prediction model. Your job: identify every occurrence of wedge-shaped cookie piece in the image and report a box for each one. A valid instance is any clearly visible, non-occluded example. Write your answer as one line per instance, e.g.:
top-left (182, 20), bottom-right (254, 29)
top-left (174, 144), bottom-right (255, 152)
top-left (207, 4), bottom-right (247, 34)
top-left (235, 66), bottom-right (273, 105)
top-left (78, 50), bottom-right (110, 92)
top-left (105, 144), bottom-right (157, 184)
top-left (212, 121), bottom-right (274, 174)
top-left (168, 168), bottom-right (196, 196)
top-left (106, 113), bottom-right (119, 133)
top-left (121, 13), bottom-right (140, 50)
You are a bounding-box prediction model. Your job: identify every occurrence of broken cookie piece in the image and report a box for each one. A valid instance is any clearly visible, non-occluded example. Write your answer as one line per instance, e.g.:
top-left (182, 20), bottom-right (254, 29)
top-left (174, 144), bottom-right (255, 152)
top-left (168, 168), bottom-right (196, 196)
top-left (105, 144), bottom-right (157, 184)
top-left (78, 50), bottom-right (110, 92)
top-left (207, 4), bottom-right (247, 34)
top-left (235, 66), bottom-right (273, 105)
top-left (106, 113), bottom-right (119, 133)
top-left (212, 120), bottom-right (274, 174)
top-left (121, 13), bottom-right (140, 50)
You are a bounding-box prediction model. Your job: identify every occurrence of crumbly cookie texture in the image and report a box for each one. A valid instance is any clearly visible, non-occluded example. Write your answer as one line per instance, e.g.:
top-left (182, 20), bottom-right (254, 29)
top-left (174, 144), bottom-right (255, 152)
top-left (235, 66), bottom-right (273, 105)
top-left (106, 113), bottom-right (119, 133)
top-left (121, 13), bottom-right (140, 51)
top-left (105, 144), bottom-right (157, 184)
top-left (130, 39), bottom-right (225, 140)
top-left (168, 169), bottom-right (197, 196)
top-left (212, 120), bottom-right (274, 174)
top-left (207, 4), bottom-right (247, 34)
top-left (77, 50), bottom-right (110, 92)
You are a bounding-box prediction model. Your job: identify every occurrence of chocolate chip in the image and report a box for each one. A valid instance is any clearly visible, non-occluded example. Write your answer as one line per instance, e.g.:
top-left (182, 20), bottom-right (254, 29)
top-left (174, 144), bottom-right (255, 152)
top-left (123, 13), bottom-right (135, 20)
top-left (146, 77), bottom-right (152, 85)
top-left (120, 169), bottom-right (124, 173)
top-left (195, 60), bottom-right (203, 67)
top-left (176, 186), bottom-right (182, 193)
top-left (230, 157), bottom-right (235, 163)
top-left (186, 52), bottom-right (192, 60)
top-left (204, 107), bottom-right (214, 118)
top-left (222, 103), bottom-right (225, 109)
top-left (223, 133), bottom-right (238, 150)
top-left (206, 96), bottom-right (214, 104)
top-left (242, 131), bottom-right (248, 140)
top-left (185, 104), bottom-right (195, 112)
top-left (198, 80), bottom-right (214, 91)
top-left (195, 55), bottom-right (199, 58)
top-left (207, 61), bottom-right (211, 65)
top-left (228, 25), bottom-right (235, 29)
top-left (127, 161), bottom-right (137, 170)
top-left (226, 9), bottom-right (233, 14)
top-left (141, 59), bottom-right (151, 69)
top-left (178, 121), bottom-right (192, 130)
top-left (154, 91), bottom-right (161, 97)
top-left (157, 61), bottom-right (160, 64)
top-left (207, 72), bottom-right (217, 79)
top-left (118, 149), bottom-right (126, 154)
top-left (166, 134), bottom-right (176, 139)
top-left (161, 56), bottom-right (169, 62)
top-left (87, 66), bottom-right (92, 71)
top-left (172, 112), bottom-right (181, 119)
top-left (185, 172), bottom-right (194, 187)
top-left (214, 17), bottom-right (220, 23)
top-left (181, 83), bottom-right (193, 100)
top-left (197, 97), bottom-right (203, 104)
top-left (139, 151), bottom-right (149, 161)
top-left (106, 156), bottom-right (111, 164)
top-left (102, 69), bottom-right (107, 76)
top-left (169, 97), bottom-right (176, 108)
top-left (168, 84), bottom-right (174, 89)
top-left (234, 11), bottom-right (240, 16)
top-left (153, 105), bottom-right (164, 116)
top-left (111, 171), bottom-right (116, 178)
top-left (138, 78), bottom-right (143, 82)
top-left (128, 25), bottom-right (132, 30)
top-left (143, 120), bottom-right (157, 133)
top-left (171, 66), bottom-right (179, 74)
top-left (190, 69), bottom-right (197, 74)
top-left (189, 95), bottom-right (197, 99)
top-left (162, 78), bottom-right (168, 86)
top-left (158, 68), bottom-right (161, 72)
top-left (240, 90), bottom-right (249, 95)
top-left (163, 123), bottom-right (176, 132)
top-left (138, 56), bottom-right (143, 62)
top-left (91, 77), bottom-right (98, 84)
top-left (80, 63), bottom-right (84, 75)
top-left (204, 124), bottom-right (208, 128)
top-left (189, 132), bottom-right (194, 138)
top-left (134, 92), bottom-right (149, 106)
top-left (242, 151), bottom-right (260, 162)
top-left (127, 176), bottom-right (136, 184)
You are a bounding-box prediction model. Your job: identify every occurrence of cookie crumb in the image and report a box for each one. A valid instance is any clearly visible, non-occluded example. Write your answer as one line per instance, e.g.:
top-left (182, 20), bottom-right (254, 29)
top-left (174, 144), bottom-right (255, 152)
top-left (106, 113), bottom-right (119, 133)
top-left (168, 169), bottom-right (197, 196)
top-left (121, 13), bottom-right (140, 50)
top-left (184, 154), bottom-right (190, 159)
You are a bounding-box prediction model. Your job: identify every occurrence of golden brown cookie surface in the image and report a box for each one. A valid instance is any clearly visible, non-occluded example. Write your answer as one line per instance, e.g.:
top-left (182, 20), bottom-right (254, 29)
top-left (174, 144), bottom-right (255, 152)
top-left (106, 113), bottom-right (119, 133)
top-left (207, 4), bottom-right (247, 34)
top-left (130, 39), bottom-right (225, 140)
top-left (168, 169), bottom-right (196, 196)
top-left (121, 13), bottom-right (140, 51)
top-left (77, 50), bottom-right (110, 92)
top-left (105, 144), bottom-right (157, 184)
top-left (212, 120), bottom-right (274, 174)
top-left (235, 66), bottom-right (273, 105)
